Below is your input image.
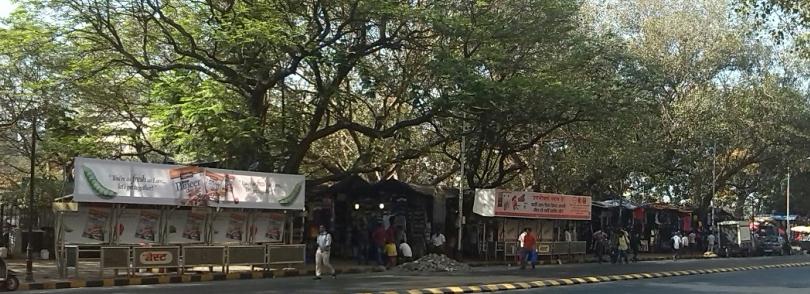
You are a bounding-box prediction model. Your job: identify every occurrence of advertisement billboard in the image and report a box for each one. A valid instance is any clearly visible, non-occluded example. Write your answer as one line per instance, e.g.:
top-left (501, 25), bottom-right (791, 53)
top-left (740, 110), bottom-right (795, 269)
top-left (73, 157), bottom-right (305, 210)
top-left (474, 189), bottom-right (591, 220)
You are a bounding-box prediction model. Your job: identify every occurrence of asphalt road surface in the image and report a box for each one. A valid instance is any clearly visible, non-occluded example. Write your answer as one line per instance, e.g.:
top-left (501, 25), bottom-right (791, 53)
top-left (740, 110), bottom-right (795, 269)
top-left (510, 266), bottom-right (810, 293)
top-left (19, 255), bottom-right (810, 294)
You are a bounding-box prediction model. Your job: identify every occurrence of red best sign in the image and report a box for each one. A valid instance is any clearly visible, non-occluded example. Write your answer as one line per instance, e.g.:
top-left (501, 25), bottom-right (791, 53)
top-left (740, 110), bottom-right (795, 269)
top-left (139, 251), bottom-right (174, 265)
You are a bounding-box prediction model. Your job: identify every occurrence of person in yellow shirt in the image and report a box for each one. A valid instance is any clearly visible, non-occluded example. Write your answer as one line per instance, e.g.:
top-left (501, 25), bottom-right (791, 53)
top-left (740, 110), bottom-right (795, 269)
top-left (384, 240), bottom-right (398, 268)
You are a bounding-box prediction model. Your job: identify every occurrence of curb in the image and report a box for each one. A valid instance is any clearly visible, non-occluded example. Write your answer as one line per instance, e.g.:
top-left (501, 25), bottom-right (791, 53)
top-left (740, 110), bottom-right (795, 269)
top-left (19, 265), bottom-right (388, 291)
top-left (9, 255), bottom-right (724, 291)
top-left (360, 261), bottom-right (810, 294)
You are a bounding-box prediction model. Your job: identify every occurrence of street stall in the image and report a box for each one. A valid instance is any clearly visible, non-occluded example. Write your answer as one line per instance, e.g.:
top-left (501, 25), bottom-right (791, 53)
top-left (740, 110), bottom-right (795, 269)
top-left (309, 177), bottom-right (437, 261)
top-left (472, 189), bottom-right (591, 263)
top-left (592, 200), bottom-right (637, 230)
top-left (54, 158), bottom-right (306, 278)
top-left (630, 203), bottom-right (693, 253)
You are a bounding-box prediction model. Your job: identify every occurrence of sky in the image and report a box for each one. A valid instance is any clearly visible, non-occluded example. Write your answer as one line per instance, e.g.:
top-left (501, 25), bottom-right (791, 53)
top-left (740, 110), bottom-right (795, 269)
top-left (0, 0), bottom-right (14, 18)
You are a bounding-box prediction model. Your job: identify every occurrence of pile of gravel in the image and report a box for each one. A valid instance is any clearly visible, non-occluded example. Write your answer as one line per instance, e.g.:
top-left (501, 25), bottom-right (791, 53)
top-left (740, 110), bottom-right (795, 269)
top-left (395, 254), bottom-right (472, 272)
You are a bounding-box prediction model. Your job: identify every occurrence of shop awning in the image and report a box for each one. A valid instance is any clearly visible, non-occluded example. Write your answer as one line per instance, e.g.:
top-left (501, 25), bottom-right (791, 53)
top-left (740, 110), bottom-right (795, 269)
top-left (592, 199), bottom-right (637, 210)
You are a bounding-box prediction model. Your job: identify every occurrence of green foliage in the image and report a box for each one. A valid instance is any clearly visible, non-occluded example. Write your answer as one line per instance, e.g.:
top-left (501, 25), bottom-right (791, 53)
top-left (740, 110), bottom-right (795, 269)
top-left (0, 0), bottom-right (809, 216)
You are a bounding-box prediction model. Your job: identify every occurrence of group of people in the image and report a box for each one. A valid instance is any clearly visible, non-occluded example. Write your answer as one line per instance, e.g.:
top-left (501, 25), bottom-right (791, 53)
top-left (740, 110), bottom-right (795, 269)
top-left (315, 223), bottom-right (422, 280)
top-left (670, 230), bottom-right (716, 260)
top-left (592, 227), bottom-right (641, 264)
top-left (517, 228), bottom-right (538, 269)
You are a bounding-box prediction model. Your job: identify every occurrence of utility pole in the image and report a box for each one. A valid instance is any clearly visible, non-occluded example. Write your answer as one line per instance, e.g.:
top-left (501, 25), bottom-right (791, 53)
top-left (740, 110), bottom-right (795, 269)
top-left (787, 168), bottom-right (791, 240)
top-left (25, 111), bottom-right (37, 282)
top-left (712, 142), bottom-right (718, 252)
top-left (457, 112), bottom-right (466, 254)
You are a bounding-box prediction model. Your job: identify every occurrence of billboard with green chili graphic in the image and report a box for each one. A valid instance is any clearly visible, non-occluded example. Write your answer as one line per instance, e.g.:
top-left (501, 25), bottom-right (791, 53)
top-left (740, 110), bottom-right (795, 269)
top-left (73, 157), bottom-right (305, 210)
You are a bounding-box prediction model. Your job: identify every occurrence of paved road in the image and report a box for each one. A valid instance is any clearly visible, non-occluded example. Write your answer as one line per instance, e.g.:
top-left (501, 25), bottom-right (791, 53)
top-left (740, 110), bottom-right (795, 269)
top-left (19, 255), bottom-right (810, 293)
top-left (510, 266), bottom-right (810, 293)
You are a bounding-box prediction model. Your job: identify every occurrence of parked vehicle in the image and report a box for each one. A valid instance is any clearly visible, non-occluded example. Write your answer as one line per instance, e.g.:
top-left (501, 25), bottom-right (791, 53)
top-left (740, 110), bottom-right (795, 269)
top-left (718, 221), bottom-right (756, 257)
top-left (0, 258), bottom-right (19, 291)
top-left (759, 235), bottom-right (785, 256)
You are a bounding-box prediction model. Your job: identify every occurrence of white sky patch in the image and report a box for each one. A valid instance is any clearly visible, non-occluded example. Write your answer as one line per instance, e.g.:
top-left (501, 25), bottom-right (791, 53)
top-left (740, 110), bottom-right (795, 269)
top-left (0, 0), bottom-right (15, 18)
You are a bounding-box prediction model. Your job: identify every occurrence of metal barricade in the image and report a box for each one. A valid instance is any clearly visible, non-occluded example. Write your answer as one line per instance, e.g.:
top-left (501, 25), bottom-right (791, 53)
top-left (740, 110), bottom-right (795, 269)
top-left (100, 247), bottom-right (131, 277)
top-left (267, 244), bottom-right (305, 265)
top-left (569, 241), bottom-right (587, 263)
top-left (182, 246), bottom-right (226, 272)
top-left (226, 245), bottom-right (267, 273)
top-left (503, 241), bottom-right (519, 261)
top-left (550, 242), bottom-right (569, 256)
top-left (569, 241), bottom-right (587, 255)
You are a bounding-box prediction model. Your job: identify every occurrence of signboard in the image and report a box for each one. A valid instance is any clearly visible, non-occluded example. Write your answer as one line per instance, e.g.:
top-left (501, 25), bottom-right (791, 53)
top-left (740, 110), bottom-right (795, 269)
top-left (132, 246), bottom-right (180, 268)
top-left (62, 206), bottom-right (111, 244)
top-left (212, 211), bottom-right (246, 244)
top-left (73, 157), bottom-right (305, 210)
top-left (117, 209), bottom-right (160, 244)
top-left (166, 210), bottom-right (206, 244)
top-left (474, 189), bottom-right (591, 220)
top-left (252, 212), bottom-right (285, 243)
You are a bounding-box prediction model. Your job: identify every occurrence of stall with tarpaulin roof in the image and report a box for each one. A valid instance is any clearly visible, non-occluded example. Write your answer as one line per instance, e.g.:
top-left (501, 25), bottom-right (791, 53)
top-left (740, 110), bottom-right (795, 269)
top-left (473, 189), bottom-right (592, 263)
top-left (53, 158), bottom-right (307, 278)
top-left (629, 203), bottom-right (694, 253)
top-left (307, 176), bottom-right (440, 260)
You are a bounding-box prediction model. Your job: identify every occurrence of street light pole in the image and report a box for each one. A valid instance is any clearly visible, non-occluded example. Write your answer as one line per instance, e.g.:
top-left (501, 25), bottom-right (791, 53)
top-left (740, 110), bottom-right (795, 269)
top-left (457, 112), bottom-right (466, 254)
top-left (25, 111), bottom-right (37, 282)
top-left (712, 142), bottom-right (718, 252)
top-left (787, 168), bottom-right (791, 240)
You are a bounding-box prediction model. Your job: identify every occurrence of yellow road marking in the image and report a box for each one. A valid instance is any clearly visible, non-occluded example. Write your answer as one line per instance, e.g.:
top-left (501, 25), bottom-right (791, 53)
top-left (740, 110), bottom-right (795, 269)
top-left (559, 279), bottom-right (576, 285)
top-left (514, 282), bottom-right (531, 289)
top-left (529, 281), bottom-right (546, 287)
top-left (499, 283), bottom-right (517, 289)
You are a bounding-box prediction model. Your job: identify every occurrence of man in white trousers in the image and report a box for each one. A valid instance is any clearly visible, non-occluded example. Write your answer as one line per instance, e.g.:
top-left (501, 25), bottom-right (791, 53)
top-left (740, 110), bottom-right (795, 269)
top-left (314, 225), bottom-right (336, 280)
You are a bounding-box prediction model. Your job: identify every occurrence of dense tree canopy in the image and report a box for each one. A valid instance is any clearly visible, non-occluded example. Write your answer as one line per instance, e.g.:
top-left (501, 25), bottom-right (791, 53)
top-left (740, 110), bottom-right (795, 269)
top-left (1, 0), bottom-right (809, 217)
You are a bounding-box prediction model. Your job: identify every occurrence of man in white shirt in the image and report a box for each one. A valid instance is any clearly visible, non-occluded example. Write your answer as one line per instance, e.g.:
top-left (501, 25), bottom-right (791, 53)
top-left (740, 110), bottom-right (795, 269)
top-left (671, 232), bottom-right (681, 261)
top-left (518, 229), bottom-right (527, 248)
top-left (517, 228), bottom-right (527, 264)
top-left (681, 234), bottom-right (690, 254)
top-left (314, 225), bottom-right (336, 280)
top-left (399, 240), bottom-right (413, 263)
top-left (688, 231), bottom-right (697, 248)
top-left (707, 232), bottom-right (716, 253)
top-left (431, 231), bottom-right (446, 254)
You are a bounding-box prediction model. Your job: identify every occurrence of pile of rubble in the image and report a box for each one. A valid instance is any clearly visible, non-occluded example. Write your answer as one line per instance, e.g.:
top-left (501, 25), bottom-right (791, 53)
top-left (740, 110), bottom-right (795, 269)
top-left (395, 254), bottom-right (472, 272)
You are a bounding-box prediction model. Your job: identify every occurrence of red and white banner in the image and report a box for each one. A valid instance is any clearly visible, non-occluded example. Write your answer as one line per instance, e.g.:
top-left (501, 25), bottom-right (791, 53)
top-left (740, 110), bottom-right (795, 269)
top-left (474, 189), bottom-right (591, 220)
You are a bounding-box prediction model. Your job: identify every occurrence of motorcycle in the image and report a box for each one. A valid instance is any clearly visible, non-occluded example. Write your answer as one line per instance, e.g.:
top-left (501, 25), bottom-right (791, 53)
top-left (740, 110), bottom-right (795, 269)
top-left (0, 258), bottom-right (19, 291)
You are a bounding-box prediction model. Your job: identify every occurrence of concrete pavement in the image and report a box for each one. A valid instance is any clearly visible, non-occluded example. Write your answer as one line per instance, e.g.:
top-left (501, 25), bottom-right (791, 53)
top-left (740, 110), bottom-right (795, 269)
top-left (16, 255), bottom-right (810, 293)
